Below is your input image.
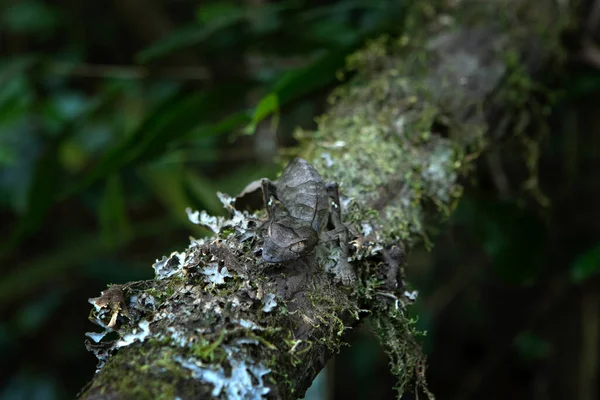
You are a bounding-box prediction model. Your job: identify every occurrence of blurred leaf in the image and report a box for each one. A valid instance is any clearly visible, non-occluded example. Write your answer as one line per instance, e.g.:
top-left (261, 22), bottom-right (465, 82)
top-left (0, 371), bottom-right (63, 400)
top-left (74, 121), bottom-right (114, 154)
top-left (275, 47), bottom-right (350, 104)
top-left (0, 61), bottom-right (35, 123)
top-left (184, 170), bottom-right (225, 216)
top-left (1, 0), bottom-right (60, 36)
top-left (83, 259), bottom-right (153, 283)
top-left (61, 85), bottom-right (244, 199)
top-left (0, 217), bottom-right (176, 306)
top-left (306, 20), bottom-right (358, 46)
top-left (137, 0), bottom-right (302, 62)
top-left (299, 0), bottom-right (387, 21)
top-left (216, 163), bottom-right (278, 196)
top-left (0, 122), bottom-right (42, 211)
top-left (137, 2), bottom-right (247, 63)
top-left (343, 333), bottom-right (391, 399)
top-left (244, 93), bottom-right (279, 135)
top-left (0, 137), bottom-right (62, 260)
top-left (45, 91), bottom-right (89, 121)
top-left (296, 1), bottom-right (389, 48)
top-left (0, 61), bottom-right (38, 209)
top-left (350, 335), bottom-right (385, 377)
top-left (98, 174), bottom-right (131, 246)
top-left (42, 91), bottom-right (91, 135)
top-left (514, 332), bottom-right (551, 361)
top-left (0, 82), bottom-right (116, 257)
top-left (0, 141), bottom-right (16, 166)
top-left (453, 197), bottom-right (546, 284)
top-left (15, 290), bottom-right (66, 334)
top-left (245, 46), bottom-right (352, 133)
top-left (58, 139), bottom-right (88, 172)
top-left (139, 165), bottom-right (207, 236)
top-left (564, 71), bottom-right (600, 100)
top-left (0, 57), bottom-right (35, 85)
top-left (52, 92), bottom-right (89, 121)
top-left (182, 110), bottom-right (250, 143)
top-left (196, 2), bottom-right (245, 23)
top-left (0, 324), bottom-right (11, 356)
top-left (570, 243), bottom-right (600, 283)
top-left (483, 212), bottom-right (545, 284)
top-left (137, 23), bottom-right (235, 63)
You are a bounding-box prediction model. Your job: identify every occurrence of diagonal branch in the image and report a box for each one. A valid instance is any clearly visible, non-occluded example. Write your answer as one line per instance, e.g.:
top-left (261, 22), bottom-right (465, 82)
top-left (78, 1), bottom-right (567, 399)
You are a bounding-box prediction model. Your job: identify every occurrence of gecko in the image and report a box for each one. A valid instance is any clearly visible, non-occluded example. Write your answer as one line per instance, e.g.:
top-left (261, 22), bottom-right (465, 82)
top-left (260, 158), bottom-right (355, 283)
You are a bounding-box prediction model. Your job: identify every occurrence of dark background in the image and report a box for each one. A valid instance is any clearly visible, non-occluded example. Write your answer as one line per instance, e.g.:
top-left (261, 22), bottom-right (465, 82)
top-left (1, 1), bottom-right (599, 399)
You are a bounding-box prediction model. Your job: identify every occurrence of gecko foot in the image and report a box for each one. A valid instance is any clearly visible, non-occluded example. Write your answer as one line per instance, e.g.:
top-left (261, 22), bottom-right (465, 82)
top-left (323, 250), bottom-right (356, 285)
top-left (331, 259), bottom-right (356, 285)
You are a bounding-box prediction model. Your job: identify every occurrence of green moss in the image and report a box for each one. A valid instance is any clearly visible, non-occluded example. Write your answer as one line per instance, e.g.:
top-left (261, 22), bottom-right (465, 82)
top-left (497, 36), bottom-right (561, 208)
top-left (371, 306), bottom-right (433, 400)
top-left (85, 346), bottom-right (183, 400)
top-left (219, 227), bottom-right (236, 238)
top-left (84, 3), bottom-right (567, 399)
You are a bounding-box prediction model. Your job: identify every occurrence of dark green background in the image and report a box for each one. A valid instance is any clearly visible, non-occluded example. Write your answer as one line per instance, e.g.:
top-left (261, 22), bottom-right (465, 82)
top-left (1, 1), bottom-right (599, 399)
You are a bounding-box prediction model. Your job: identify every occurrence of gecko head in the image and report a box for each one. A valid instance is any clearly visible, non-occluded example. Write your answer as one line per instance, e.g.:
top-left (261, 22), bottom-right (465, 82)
top-left (262, 220), bottom-right (318, 263)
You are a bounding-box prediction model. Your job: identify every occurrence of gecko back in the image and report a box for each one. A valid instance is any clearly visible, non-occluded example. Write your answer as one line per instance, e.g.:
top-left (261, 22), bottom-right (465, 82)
top-left (276, 158), bottom-right (329, 233)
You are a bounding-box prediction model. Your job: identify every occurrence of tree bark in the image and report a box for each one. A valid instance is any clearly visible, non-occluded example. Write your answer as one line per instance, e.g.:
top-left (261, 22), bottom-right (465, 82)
top-left (79, 1), bottom-right (568, 399)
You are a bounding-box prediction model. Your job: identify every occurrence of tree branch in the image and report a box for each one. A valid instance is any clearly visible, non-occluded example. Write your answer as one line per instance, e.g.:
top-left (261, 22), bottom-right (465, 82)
top-left (79, 1), bottom-right (567, 399)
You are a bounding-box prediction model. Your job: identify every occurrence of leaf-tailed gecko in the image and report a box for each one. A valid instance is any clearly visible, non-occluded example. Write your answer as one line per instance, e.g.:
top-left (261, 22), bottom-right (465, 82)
top-left (260, 158), bottom-right (355, 283)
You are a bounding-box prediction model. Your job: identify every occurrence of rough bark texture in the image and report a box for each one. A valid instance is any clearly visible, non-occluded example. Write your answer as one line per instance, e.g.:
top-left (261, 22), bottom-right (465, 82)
top-left (79, 1), bottom-right (567, 399)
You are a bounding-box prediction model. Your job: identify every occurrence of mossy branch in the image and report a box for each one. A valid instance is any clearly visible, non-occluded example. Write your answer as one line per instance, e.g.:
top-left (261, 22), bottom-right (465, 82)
top-left (79, 1), bottom-right (566, 399)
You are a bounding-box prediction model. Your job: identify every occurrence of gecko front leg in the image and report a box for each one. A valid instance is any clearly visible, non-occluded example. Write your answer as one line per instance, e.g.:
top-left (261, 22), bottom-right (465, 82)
top-left (323, 182), bottom-right (356, 284)
top-left (261, 178), bottom-right (278, 220)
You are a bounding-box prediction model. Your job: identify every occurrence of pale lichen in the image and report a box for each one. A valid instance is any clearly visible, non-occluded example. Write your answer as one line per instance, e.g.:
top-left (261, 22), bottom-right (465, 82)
top-left (175, 355), bottom-right (271, 400)
top-left (85, 190), bottom-right (362, 399)
top-left (83, 2), bottom-right (565, 399)
top-left (261, 293), bottom-right (277, 313)
top-left (201, 264), bottom-right (233, 285)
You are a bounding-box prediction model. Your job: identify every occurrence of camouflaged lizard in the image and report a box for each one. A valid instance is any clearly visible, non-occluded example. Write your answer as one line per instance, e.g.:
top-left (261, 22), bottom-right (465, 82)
top-left (260, 158), bottom-right (355, 283)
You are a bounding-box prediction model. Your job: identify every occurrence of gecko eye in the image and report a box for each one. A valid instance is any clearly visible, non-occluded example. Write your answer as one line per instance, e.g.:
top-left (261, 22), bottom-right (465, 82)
top-left (290, 241), bottom-right (307, 253)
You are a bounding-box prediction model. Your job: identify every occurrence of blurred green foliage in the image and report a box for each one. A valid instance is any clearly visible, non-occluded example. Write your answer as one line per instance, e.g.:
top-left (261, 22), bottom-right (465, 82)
top-left (1, 0), bottom-right (600, 399)
top-left (452, 196), bottom-right (547, 285)
top-left (570, 242), bottom-right (600, 283)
